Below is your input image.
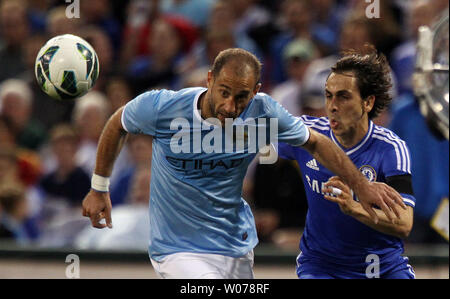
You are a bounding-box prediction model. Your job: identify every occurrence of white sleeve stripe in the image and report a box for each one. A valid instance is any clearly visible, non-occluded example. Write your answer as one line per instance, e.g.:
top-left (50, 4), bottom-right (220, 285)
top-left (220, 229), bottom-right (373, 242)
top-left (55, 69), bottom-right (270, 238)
top-left (374, 128), bottom-right (411, 173)
top-left (372, 134), bottom-right (403, 172)
top-left (384, 129), bottom-right (411, 173)
top-left (373, 129), bottom-right (410, 173)
top-left (304, 124), bottom-right (330, 131)
top-left (374, 129), bottom-right (407, 172)
top-left (301, 118), bottom-right (330, 127)
top-left (120, 108), bottom-right (130, 132)
top-left (403, 198), bottom-right (415, 207)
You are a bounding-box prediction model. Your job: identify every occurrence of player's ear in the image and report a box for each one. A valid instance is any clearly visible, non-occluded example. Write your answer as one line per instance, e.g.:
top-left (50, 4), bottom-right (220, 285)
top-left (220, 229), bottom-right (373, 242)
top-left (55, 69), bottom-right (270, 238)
top-left (207, 70), bottom-right (213, 89)
top-left (365, 95), bottom-right (376, 113)
top-left (253, 83), bottom-right (262, 95)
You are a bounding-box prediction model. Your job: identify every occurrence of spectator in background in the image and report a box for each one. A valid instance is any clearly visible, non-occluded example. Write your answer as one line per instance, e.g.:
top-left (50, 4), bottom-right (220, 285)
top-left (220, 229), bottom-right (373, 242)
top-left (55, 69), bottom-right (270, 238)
top-left (105, 77), bottom-right (133, 113)
top-left (1, 117), bottom-right (43, 240)
top-left (310, 0), bottom-right (347, 56)
top-left (301, 16), bottom-right (375, 111)
top-left (269, 0), bottom-right (315, 85)
top-left (0, 79), bottom-right (47, 151)
top-left (0, 117), bottom-right (41, 188)
top-left (391, 0), bottom-right (444, 97)
top-left (71, 91), bottom-right (111, 176)
top-left (161, 0), bottom-right (217, 29)
top-left (80, 0), bottom-right (121, 55)
top-left (207, 0), bottom-right (261, 57)
top-left (0, 182), bottom-right (30, 245)
top-left (229, 0), bottom-right (271, 40)
top-left (38, 124), bottom-right (91, 207)
top-left (46, 5), bottom-right (82, 38)
top-left (345, 0), bottom-right (403, 59)
top-left (110, 134), bottom-right (152, 206)
top-left (178, 29), bottom-right (235, 75)
top-left (270, 38), bottom-right (318, 117)
top-left (71, 91), bottom-right (130, 186)
top-left (0, 0), bottom-right (30, 83)
top-left (119, 0), bottom-right (160, 71)
top-left (299, 88), bottom-right (327, 118)
top-left (127, 16), bottom-right (196, 93)
top-left (0, 144), bottom-right (19, 187)
top-left (25, 0), bottom-right (51, 34)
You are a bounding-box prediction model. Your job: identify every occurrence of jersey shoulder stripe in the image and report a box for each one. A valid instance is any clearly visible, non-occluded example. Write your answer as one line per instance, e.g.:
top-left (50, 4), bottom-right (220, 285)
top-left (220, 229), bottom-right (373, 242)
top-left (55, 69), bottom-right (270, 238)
top-left (373, 125), bottom-right (411, 173)
top-left (372, 125), bottom-right (411, 174)
top-left (300, 116), bottom-right (330, 132)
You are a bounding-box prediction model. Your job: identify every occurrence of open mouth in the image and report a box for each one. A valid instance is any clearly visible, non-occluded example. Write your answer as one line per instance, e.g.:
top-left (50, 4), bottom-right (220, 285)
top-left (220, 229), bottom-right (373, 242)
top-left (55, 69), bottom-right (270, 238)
top-left (330, 119), bottom-right (339, 129)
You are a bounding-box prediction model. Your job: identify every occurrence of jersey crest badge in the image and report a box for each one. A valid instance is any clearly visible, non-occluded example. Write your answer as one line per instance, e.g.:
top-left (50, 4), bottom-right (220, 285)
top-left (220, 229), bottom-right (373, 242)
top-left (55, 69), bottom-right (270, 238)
top-left (359, 165), bottom-right (377, 182)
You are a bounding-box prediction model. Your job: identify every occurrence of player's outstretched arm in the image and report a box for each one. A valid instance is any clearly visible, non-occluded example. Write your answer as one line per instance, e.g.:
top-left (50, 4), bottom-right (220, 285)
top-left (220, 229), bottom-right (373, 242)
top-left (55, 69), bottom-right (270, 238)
top-left (82, 106), bottom-right (128, 229)
top-left (301, 129), bottom-right (407, 224)
top-left (323, 176), bottom-right (414, 238)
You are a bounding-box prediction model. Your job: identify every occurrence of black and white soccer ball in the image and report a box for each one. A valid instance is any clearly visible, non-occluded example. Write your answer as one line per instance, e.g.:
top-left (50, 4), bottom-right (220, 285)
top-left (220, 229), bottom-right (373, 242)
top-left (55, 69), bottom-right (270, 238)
top-left (35, 34), bottom-right (99, 100)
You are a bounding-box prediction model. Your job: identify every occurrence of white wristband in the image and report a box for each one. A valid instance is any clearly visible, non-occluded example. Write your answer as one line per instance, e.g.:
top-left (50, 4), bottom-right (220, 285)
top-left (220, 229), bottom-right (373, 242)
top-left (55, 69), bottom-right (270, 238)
top-left (91, 174), bottom-right (110, 192)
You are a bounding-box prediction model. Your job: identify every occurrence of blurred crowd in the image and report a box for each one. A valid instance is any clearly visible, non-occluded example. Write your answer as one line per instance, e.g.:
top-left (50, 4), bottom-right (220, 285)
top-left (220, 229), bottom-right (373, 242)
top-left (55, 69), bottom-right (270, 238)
top-left (0, 0), bottom-right (448, 250)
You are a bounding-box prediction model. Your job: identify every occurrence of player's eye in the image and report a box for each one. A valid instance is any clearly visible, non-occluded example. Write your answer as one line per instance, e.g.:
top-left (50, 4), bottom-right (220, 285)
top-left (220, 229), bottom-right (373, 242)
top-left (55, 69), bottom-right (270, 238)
top-left (221, 90), bottom-right (230, 98)
top-left (235, 95), bottom-right (246, 102)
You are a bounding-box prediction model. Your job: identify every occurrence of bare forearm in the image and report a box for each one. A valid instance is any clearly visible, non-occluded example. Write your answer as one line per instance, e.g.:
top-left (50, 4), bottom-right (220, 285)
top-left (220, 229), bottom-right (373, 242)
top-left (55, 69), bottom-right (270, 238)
top-left (94, 107), bottom-right (128, 177)
top-left (349, 205), bottom-right (413, 238)
top-left (303, 130), bottom-right (367, 193)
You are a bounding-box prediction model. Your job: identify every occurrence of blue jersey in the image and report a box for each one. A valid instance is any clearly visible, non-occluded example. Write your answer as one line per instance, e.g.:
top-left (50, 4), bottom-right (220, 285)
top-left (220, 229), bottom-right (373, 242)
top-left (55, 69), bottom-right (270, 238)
top-left (278, 116), bottom-right (416, 277)
top-left (121, 87), bottom-right (309, 261)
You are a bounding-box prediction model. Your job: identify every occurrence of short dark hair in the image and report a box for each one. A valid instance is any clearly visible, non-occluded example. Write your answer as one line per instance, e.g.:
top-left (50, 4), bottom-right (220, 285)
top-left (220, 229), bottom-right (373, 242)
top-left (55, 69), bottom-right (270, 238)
top-left (211, 48), bottom-right (262, 85)
top-left (330, 44), bottom-right (393, 119)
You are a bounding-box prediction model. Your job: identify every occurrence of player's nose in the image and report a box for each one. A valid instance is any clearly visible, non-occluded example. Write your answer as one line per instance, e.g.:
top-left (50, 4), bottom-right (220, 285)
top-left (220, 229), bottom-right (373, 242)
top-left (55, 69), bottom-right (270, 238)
top-left (222, 98), bottom-right (237, 116)
top-left (327, 97), bottom-right (339, 113)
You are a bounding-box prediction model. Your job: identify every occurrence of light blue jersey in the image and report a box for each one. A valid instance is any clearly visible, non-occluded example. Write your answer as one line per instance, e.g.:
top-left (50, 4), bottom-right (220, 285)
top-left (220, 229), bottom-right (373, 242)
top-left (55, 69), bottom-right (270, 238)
top-left (121, 87), bottom-right (309, 261)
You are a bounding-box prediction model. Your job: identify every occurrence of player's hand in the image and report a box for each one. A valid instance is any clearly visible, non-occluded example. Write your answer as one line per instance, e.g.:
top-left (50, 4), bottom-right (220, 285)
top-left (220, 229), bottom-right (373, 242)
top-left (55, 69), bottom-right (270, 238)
top-left (82, 189), bottom-right (113, 229)
top-left (325, 177), bottom-right (406, 224)
top-left (323, 177), bottom-right (358, 215)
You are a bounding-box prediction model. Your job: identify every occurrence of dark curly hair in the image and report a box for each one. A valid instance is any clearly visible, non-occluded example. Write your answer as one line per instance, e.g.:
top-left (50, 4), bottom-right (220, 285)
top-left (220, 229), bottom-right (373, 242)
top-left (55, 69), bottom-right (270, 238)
top-left (330, 44), bottom-right (393, 119)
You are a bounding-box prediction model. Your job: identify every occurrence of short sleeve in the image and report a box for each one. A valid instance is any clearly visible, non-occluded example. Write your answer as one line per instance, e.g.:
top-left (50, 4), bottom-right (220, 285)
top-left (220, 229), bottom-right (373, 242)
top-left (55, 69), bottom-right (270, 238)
top-left (263, 95), bottom-right (310, 146)
top-left (380, 138), bottom-right (416, 208)
top-left (121, 90), bottom-right (165, 135)
top-left (380, 138), bottom-right (412, 177)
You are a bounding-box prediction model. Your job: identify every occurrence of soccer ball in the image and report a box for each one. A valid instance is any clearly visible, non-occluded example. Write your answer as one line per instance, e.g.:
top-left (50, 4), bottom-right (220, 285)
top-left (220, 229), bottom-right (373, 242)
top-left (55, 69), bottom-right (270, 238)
top-left (35, 34), bottom-right (99, 100)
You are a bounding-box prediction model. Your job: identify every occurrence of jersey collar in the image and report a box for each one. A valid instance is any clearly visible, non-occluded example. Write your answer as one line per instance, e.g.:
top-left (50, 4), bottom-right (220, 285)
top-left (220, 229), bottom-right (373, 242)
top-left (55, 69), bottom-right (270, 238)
top-left (330, 120), bottom-right (374, 156)
top-left (192, 88), bottom-right (220, 128)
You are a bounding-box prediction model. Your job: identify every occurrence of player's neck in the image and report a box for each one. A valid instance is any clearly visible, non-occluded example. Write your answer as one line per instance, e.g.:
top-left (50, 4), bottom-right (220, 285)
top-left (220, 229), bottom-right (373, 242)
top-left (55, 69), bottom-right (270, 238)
top-left (198, 90), bottom-right (212, 120)
top-left (334, 119), bottom-right (370, 149)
